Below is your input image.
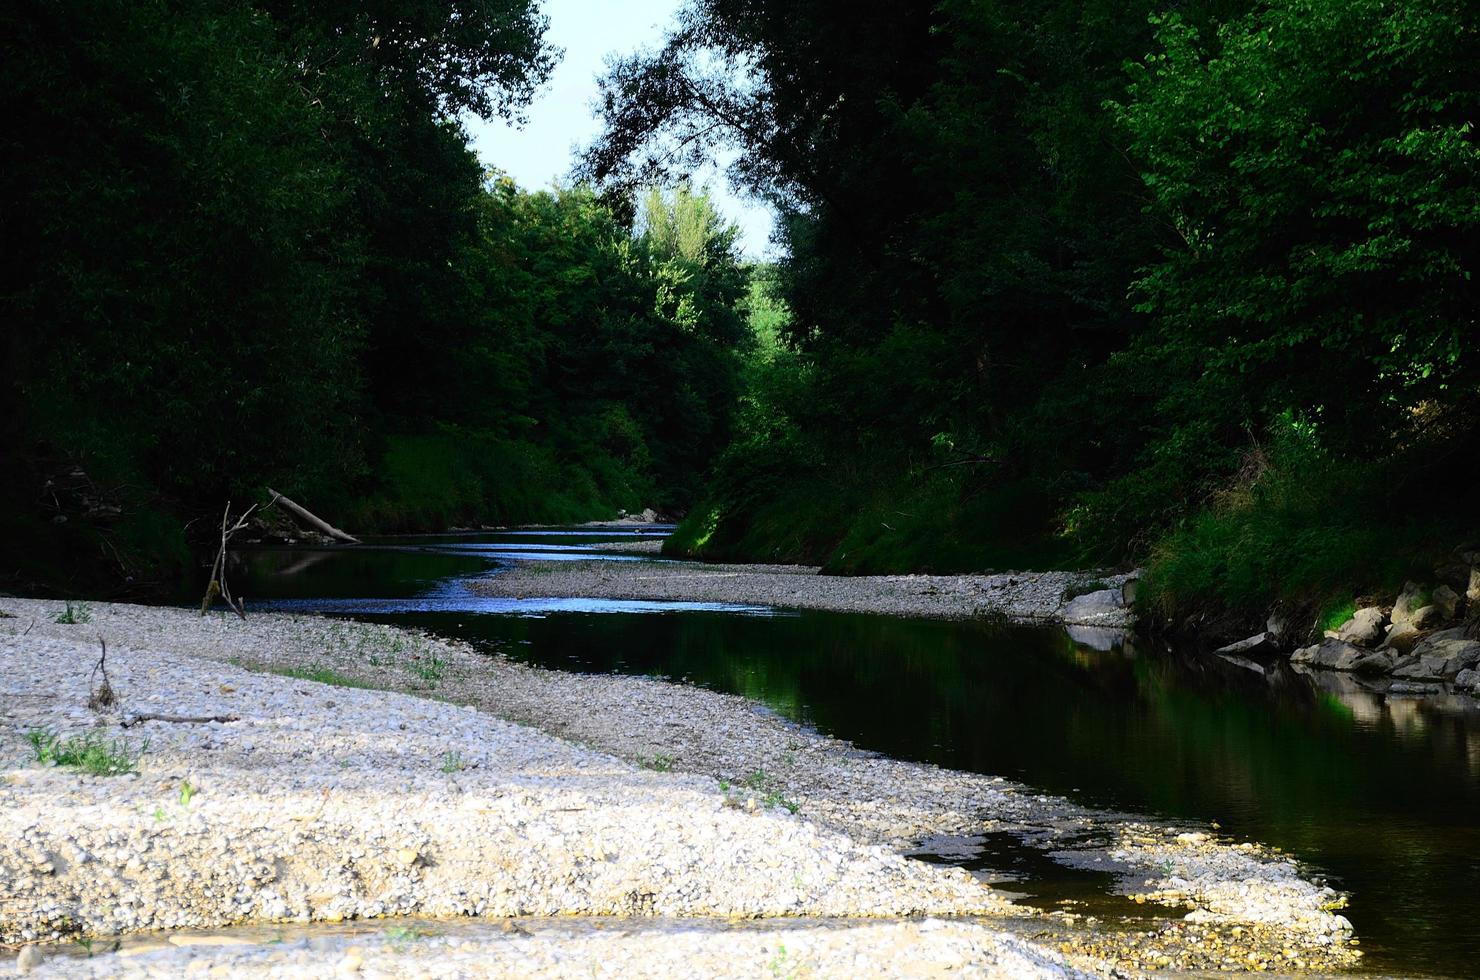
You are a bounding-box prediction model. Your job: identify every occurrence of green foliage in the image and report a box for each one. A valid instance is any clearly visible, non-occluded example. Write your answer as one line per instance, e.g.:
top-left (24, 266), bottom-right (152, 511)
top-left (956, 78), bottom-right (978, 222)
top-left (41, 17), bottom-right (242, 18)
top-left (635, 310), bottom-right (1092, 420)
top-left (53, 602), bottom-right (91, 625)
top-left (271, 665), bottom-right (376, 690)
top-left (27, 729), bottom-right (145, 776)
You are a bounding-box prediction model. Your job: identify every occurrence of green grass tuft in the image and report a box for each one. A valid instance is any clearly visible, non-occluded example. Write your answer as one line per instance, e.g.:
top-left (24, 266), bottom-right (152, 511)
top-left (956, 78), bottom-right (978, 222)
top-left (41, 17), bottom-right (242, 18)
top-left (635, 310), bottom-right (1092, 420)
top-left (28, 728), bottom-right (144, 775)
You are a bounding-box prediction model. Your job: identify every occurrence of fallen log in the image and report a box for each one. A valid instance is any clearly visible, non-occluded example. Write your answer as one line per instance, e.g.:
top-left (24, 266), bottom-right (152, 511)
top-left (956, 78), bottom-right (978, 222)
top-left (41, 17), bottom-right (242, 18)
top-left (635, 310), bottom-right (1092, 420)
top-left (266, 488), bottom-right (359, 544)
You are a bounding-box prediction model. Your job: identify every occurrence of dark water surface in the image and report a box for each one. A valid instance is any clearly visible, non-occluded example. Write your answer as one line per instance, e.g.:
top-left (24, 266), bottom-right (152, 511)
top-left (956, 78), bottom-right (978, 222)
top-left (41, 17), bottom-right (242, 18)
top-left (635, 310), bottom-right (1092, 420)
top-left (234, 528), bottom-right (1480, 977)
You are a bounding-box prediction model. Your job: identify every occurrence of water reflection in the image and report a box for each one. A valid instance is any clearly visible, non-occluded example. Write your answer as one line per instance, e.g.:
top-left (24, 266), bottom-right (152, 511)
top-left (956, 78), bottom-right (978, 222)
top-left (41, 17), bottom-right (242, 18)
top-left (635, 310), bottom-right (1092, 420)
top-left (225, 529), bottom-right (1480, 976)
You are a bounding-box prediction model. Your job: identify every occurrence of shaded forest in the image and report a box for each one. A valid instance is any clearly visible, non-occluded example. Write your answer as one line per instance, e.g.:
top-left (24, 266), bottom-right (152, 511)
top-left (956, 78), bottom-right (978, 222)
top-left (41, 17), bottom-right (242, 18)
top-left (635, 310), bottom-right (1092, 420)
top-left (583, 0), bottom-right (1479, 628)
top-left (2, 0), bottom-right (752, 593)
top-left (4, 0), bottom-right (1477, 627)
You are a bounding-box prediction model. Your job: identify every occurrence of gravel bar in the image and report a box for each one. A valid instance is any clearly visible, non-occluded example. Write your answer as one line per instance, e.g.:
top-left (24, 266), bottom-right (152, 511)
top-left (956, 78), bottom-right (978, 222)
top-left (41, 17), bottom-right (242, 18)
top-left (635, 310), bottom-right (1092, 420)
top-left (470, 558), bottom-right (1136, 625)
top-left (1, 599), bottom-right (1359, 974)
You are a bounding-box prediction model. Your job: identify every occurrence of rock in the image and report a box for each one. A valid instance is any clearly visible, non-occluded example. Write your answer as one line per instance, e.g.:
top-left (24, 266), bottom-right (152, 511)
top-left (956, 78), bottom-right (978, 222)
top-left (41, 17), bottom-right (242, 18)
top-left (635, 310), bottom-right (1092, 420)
top-left (1059, 588), bottom-right (1126, 625)
top-left (1469, 567), bottom-right (1480, 604)
top-left (16, 945), bottom-right (43, 974)
top-left (1289, 639), bottom-right (1365, 671)
top-left (1391, 636), bottom-right (1480, 681)
top-left (1331, 607), bottom-right (1385, 647)
top-left (1342, 649), bottom-right (1395, 675)
top-left (1454, 668), bottom-right (1480, 694)
top-left (1381, 620), bottom-right (1427, 655)
top-left (1431, 585), bottom-right (1460, 620)
top-left (1406, 605), bottom-right (1443, 630)
top-left (1214, 632), bottom-right (1279, 658)
top-left (1392, 582), bottom-right (1431, 626)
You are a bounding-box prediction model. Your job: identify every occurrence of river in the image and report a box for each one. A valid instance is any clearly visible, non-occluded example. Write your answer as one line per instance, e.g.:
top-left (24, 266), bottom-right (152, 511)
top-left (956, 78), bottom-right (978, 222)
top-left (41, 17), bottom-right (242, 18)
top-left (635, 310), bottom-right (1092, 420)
top-left (232, 526), bottom-right (1480, 978)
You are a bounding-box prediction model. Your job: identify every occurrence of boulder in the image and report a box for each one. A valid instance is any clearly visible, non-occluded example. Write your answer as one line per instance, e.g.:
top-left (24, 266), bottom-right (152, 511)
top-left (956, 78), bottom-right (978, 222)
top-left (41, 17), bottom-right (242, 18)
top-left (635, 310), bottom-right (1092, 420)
top-left (1406, 605), bottom-right (1443, 631)
top-left (1060, 588), bottom-right (1128, 626)
top-left (1391, 581), bottom-right (1431, 626)
top-left (1290, 639), bottom-right (1366, 671)
top-left (1214, 632), bottom-right (1279, 658)
top-left (1454, 668), bottom-right (1480, 694)
top-left (1431, 584), bottom-right (1460, 620)
top-left (1391, 634), bottom-right (1480, 681)
top-left (1468, 566), bottom-right (1480, 604)
top-left (1343, 649), bottom-right (1396, 674)
top-left (1331, 607), bottom-right (1386, 647)
top-left (1381, 620), bottom-right (1428, 655)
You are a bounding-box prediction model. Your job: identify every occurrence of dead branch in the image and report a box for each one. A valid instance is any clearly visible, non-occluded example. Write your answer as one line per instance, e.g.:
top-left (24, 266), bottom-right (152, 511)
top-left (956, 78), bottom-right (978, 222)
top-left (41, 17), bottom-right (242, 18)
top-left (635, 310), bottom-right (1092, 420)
top-left (120, 712), bottom-right (239, 729)
top-left (265, 488), bottom-right (360, 544)
top-left (88, 634), bottom-right (116, 711)
top-left (201, 501), bottom-right (259, 619)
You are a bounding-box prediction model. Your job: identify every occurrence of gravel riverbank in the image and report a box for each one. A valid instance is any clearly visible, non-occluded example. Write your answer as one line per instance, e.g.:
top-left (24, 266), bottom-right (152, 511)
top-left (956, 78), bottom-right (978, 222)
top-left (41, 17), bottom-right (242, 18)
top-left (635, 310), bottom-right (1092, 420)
top-left (1, 599), bottom-right (1359, 975)
top-left (472, 558), bottom-right (1136, 626)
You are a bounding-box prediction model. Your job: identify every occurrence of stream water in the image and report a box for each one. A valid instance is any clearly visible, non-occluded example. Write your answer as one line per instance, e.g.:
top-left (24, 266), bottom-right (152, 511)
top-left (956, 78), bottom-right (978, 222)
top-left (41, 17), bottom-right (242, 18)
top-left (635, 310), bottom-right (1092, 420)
top-left (233, 527), bottom-right (1480, 978)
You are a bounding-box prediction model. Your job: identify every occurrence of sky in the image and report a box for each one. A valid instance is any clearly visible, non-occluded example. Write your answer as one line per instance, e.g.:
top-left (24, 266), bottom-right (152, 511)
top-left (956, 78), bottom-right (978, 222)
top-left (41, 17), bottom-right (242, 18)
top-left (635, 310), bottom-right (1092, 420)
top-left (464, 0), bottom-right (777, 258)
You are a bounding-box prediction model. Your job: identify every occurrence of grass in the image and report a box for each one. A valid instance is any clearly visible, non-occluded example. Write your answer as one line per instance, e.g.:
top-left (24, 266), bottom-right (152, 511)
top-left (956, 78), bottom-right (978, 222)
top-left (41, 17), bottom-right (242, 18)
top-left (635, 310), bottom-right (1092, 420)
top-left (271, 665), bottom-right (377, 689)
top-left (738, 768), bottom-right (801, 814)
top-left (27, 728), bottom-right (144, 775)
top-left (407, 652), bottom-right (446, 683)
top-left (1317, 597), bottom-right (1357, 633)
top-left (639, 752), bottom-right (675, 772)
top-left (53, 601), bottom-right (91, 624)
top-left (440, 749), bottom-right (466, 773)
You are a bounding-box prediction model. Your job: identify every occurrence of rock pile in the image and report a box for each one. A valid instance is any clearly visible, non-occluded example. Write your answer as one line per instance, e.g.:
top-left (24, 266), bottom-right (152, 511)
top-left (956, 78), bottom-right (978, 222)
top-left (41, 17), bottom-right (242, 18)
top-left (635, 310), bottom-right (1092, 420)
top-left (1261, 548), bottom-right (1480, 688)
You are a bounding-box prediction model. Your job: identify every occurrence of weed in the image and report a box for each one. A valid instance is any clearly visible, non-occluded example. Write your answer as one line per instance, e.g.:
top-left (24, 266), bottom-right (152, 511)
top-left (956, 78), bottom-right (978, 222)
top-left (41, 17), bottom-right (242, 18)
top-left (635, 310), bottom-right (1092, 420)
top-left (1317, 597), bottom-right (1357, 633)
top-left (742, 769), bottom-right (769, 791)
top-left (639, 753), bottom-right (674, 772)
top-left (54, 601), bottom-right (92, 624)
top-left (271, 665), bottom-right (375, 689)
top-left (179, 780), bottom-right (197, 807)
top-left (152, 807), bottom-right (169, 823)
top-left (27, 728), bottom-right (144, 775)
top-left (408, 652), bottom-right (446, 683)
top-left (383, 925), bottom-right (431, 951)
top-left (440, 750), bottom-right (466, 773)
top-left (764, 790), bottom-right (801, 814)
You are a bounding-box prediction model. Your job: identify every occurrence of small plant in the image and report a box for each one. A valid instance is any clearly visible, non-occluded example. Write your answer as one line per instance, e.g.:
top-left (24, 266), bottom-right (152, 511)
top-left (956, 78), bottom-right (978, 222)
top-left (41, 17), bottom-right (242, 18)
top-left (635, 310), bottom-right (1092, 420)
top-left (272, 665), bottom-right (375, 689)
top-left (408, 652), bottom-right (446, 683)
top-left (54, 601), bottom-right (92, 625)
top-left (28, 728), bottom-right (145, 776)
top-left (737, 769), bottom-right (800, 813)
top-left (179, 779), bottom-right (197, 807)
top-left (383, 925), bottom-right (431, 951)
top-left (152, 806), bottom-right (169, 823)
top-left (440, 750), bottom-right (466, 773)
top-left (1318, 597), bottom-right (1357, 633)
top-left (640, 753), bottom-right (674, 772)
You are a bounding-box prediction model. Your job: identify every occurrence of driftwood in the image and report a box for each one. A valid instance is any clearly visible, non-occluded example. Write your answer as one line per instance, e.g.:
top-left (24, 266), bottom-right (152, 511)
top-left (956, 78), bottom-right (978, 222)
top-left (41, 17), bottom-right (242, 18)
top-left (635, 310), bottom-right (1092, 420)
top-left (121, 712), bottom-right (239, 728)
top-left (87, 635), bottom-right (116, 711)
top-left (201, 502), bottom-right (257, 619)
top-left (266, 488), bottom-right (359, 544)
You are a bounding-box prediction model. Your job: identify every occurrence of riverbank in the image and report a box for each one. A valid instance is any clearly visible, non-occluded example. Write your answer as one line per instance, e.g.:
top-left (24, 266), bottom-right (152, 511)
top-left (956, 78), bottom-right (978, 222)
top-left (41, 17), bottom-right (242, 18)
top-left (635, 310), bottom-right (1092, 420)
top-left (473, 558), bottom-right (1138, 627)
top-left (2, 599), bottom-right (1359, 974)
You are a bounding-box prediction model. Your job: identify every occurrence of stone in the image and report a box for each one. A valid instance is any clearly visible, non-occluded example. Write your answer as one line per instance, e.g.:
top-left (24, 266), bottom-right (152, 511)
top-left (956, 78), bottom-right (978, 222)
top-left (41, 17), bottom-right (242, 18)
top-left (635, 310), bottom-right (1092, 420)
top-left (1290, 639), bottom-right (1363, 671)
top-left (1290, 644), bottom-right (1320, 665)
top-left (16, 945), bottom-right (43, 974)
top-left (1391, 637), bottom-right (1480, 681)
top-left (1381, 621), bottom-right (1427, 655)
top-left (1332, 608), bottom-right (1385, 648)
top-left (1469, 567), bottom-right (1480, 604)
top-left (1341, 649), bottom-right (1395, 675)
top-left (1406, 605), bottom-right (1442, 631)
top-left (1454, 668), bottom-right (1479, 693)
top-left (1391, 582), bottom-right (1431, 626)
top-left (1431, 585), bottom-right (1460, 620)
top-left (1214, 632), bottom-right (1279, 658)
top-left (1059, 588), bottom-right (1126, 625)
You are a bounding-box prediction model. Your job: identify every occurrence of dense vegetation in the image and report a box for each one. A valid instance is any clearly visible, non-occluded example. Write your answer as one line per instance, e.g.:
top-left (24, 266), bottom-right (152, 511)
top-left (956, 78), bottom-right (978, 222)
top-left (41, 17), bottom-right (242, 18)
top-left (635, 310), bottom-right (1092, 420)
top-left (4, 0), bottom-right (1475, 626)
top-left (2, 0), bottom-right (749, 594)
top-left (585, 0), bottom-right (1479, 628)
